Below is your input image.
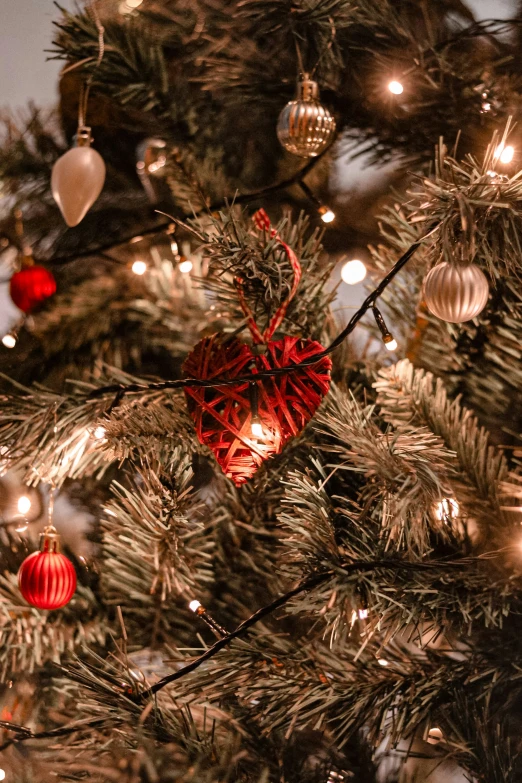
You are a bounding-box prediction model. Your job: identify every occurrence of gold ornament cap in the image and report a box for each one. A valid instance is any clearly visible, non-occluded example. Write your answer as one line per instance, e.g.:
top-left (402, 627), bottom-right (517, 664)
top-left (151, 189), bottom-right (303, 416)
top-left (75, 126), bottom-right (93, 148)
top-left (296, 74), bottom-right (320, 101)
top-left (39, 526), bottom-right (61, 554)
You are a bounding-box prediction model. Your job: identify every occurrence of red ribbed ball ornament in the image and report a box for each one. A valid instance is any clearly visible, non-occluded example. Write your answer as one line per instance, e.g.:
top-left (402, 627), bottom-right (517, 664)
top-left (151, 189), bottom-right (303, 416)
top-left (18, 528), bottom-right (76, 610)
top-left (10, 266), bottom-right (57, 314)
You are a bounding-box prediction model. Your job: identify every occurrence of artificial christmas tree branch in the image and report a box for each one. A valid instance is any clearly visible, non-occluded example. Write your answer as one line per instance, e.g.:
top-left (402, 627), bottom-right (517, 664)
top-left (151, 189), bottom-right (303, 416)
top-left (0, 555), bottom-right (481, 755)
top-left (141, 555), bottom-right (474, 702)
top-left (43, 151), bottom-right (328, 266)
top-left (88, 227), bottom-right (435, 401)
top-left (0, 717), bottom-right (109, 753)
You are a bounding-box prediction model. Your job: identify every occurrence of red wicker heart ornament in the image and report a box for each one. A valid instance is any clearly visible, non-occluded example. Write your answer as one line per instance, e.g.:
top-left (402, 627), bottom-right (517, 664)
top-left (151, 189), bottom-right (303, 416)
top-left (183, 333), bottom-right (331, 485)
top-left (183, 208), bottom-right (332, 484)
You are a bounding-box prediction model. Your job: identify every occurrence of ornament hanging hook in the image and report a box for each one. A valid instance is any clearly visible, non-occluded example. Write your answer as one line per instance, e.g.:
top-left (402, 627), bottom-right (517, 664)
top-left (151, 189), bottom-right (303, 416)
top-left (310, 15), bottom-right (337, 79)
top-left (44, 484), bottom-right (58, 537)
top-left (13, 208), bottom-right (33, 269)
top-left (77, 0), bottom-right (105, 132)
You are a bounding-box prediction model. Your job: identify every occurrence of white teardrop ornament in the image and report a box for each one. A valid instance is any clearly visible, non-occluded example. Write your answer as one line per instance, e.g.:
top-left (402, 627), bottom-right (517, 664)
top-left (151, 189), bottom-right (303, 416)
top-left (423, 261), bottom-right (489, 323)
top-left (51, 127), bottom-right (106, 227)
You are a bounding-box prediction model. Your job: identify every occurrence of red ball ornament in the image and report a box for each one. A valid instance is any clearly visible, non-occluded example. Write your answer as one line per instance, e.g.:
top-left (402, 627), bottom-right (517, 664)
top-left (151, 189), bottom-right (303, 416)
top-left (183, 333), bottom-right (332, 485)
top-left (10, 266), bottom-right (56, 314)
top-left (18, 528), bottom-right (76, 610)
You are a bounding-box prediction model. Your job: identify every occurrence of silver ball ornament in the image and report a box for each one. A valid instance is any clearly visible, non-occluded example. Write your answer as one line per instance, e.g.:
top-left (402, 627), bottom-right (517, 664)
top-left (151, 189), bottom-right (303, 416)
top-left (277, 76), bottom-right (336, 157)
top-left (423, 262), bottom-right (489, 323)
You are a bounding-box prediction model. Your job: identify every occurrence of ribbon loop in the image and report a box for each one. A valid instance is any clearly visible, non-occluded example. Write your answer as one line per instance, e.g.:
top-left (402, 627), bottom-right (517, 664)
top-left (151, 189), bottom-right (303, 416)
top-left (236, 209), bottom-right (302, 344)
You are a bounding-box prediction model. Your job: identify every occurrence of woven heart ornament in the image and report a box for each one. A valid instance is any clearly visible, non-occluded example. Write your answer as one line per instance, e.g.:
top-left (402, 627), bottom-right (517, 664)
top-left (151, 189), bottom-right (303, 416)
top-left (183, 334), bottom-right (331, 484)
top-left (183, 210), bottom-right (331, 484)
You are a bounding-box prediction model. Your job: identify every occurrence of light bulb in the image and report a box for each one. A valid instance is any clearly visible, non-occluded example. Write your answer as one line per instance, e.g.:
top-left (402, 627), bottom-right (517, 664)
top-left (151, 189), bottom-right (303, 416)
top-left (428, 727), bottom-right (443, 744)
top-left (494, 143), bottom-right (514, 164)
top-left (132, 260), bottom-right (147, 275)
top-left (17, 495), bottom-right (31, 515)
top-left (120, 0), bottom-right (142, 10)
top-left (2, 333), bottom-right (16, 349)
top-left (350, 607), bottom-right (369, 625)
top-left (148, 154), bottom-right (166, 173)
top-left (388, 80), bottom-right (404, 95)
top-left (320, 210), bottom-right (335, 224)
top-left (341, 259), bottom-right (367, 285)
top-left (377, 658), bottom-right (389, 666)
top-left (434, 497), bottom-right (459, 522)
top-left (170, 239), bottom-right (179, 256)
top-left (178, 259), bottom-right (193, 274)
top-left (251, 420), bottom-right (263, 438)
top-left (93, 426), bottom-right (107, 441)
top-left (500, 145), bottom-right (514, 164)
top-left (384, 337), bottom-right (398, 352)
top-left (0, 769), bottom-right (6, 781)
top-left (318, 206), bottom-right (335, 223)
top-left (189, 600), bottom-right (202, 612)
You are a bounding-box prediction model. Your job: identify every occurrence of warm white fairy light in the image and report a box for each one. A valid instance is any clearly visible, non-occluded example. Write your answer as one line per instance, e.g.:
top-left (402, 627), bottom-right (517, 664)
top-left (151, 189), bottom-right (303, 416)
top-left (427, 727), bottom-right (443, 744)
top-left (0, 769), bottom-right (6, 781)
top-left (327, 772), bottom-right (346, 783)
top-left (384, 337), bottom-right (398, 352)
top-left (2, 333), bottom-right (16, 349)
top-left (341, 259), bottom-right (367, 285)
top-left (251, 416), bottom-right (264, 438)
top-left (131, 260), bottom-right (147, 275)
top-left (93, 425), bottom-right (107, 441)
top-left (377, 658), bottom-right (389, 666)
top-left (500, 146), bottom-right (514, 164)
top-left (494, 143), bottom-right (515, 164)
top-left (120, 0), bottom-right (142, 11)
top-left (178, 259), bottom-right (193, 274)
top-left (350, 607), bottom-right (369, 625)
top-left (148, 155), bottom-right (166, 173)
top-left (388, 80), bottom-right (404, 95)
top-left (17, 495), bottom-right (31, 515)
top-left (189, 599), bottom-right (202, 612)
top-left (319, 206), bottom-right (336, 223)
top-left (434, 497), bottom-right (459, 522)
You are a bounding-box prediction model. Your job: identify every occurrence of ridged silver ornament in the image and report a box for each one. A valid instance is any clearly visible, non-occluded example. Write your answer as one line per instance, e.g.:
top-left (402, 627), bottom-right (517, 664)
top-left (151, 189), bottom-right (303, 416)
top-left (277, 76), bottom-right (336, 157)
top-left (423, 261), bottom-right (489, 323)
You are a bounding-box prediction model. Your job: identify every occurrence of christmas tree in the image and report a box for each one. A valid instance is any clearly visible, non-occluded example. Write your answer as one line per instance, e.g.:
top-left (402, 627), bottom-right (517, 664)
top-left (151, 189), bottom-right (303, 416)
top-left (1, 1), bottom-right (522, 781)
